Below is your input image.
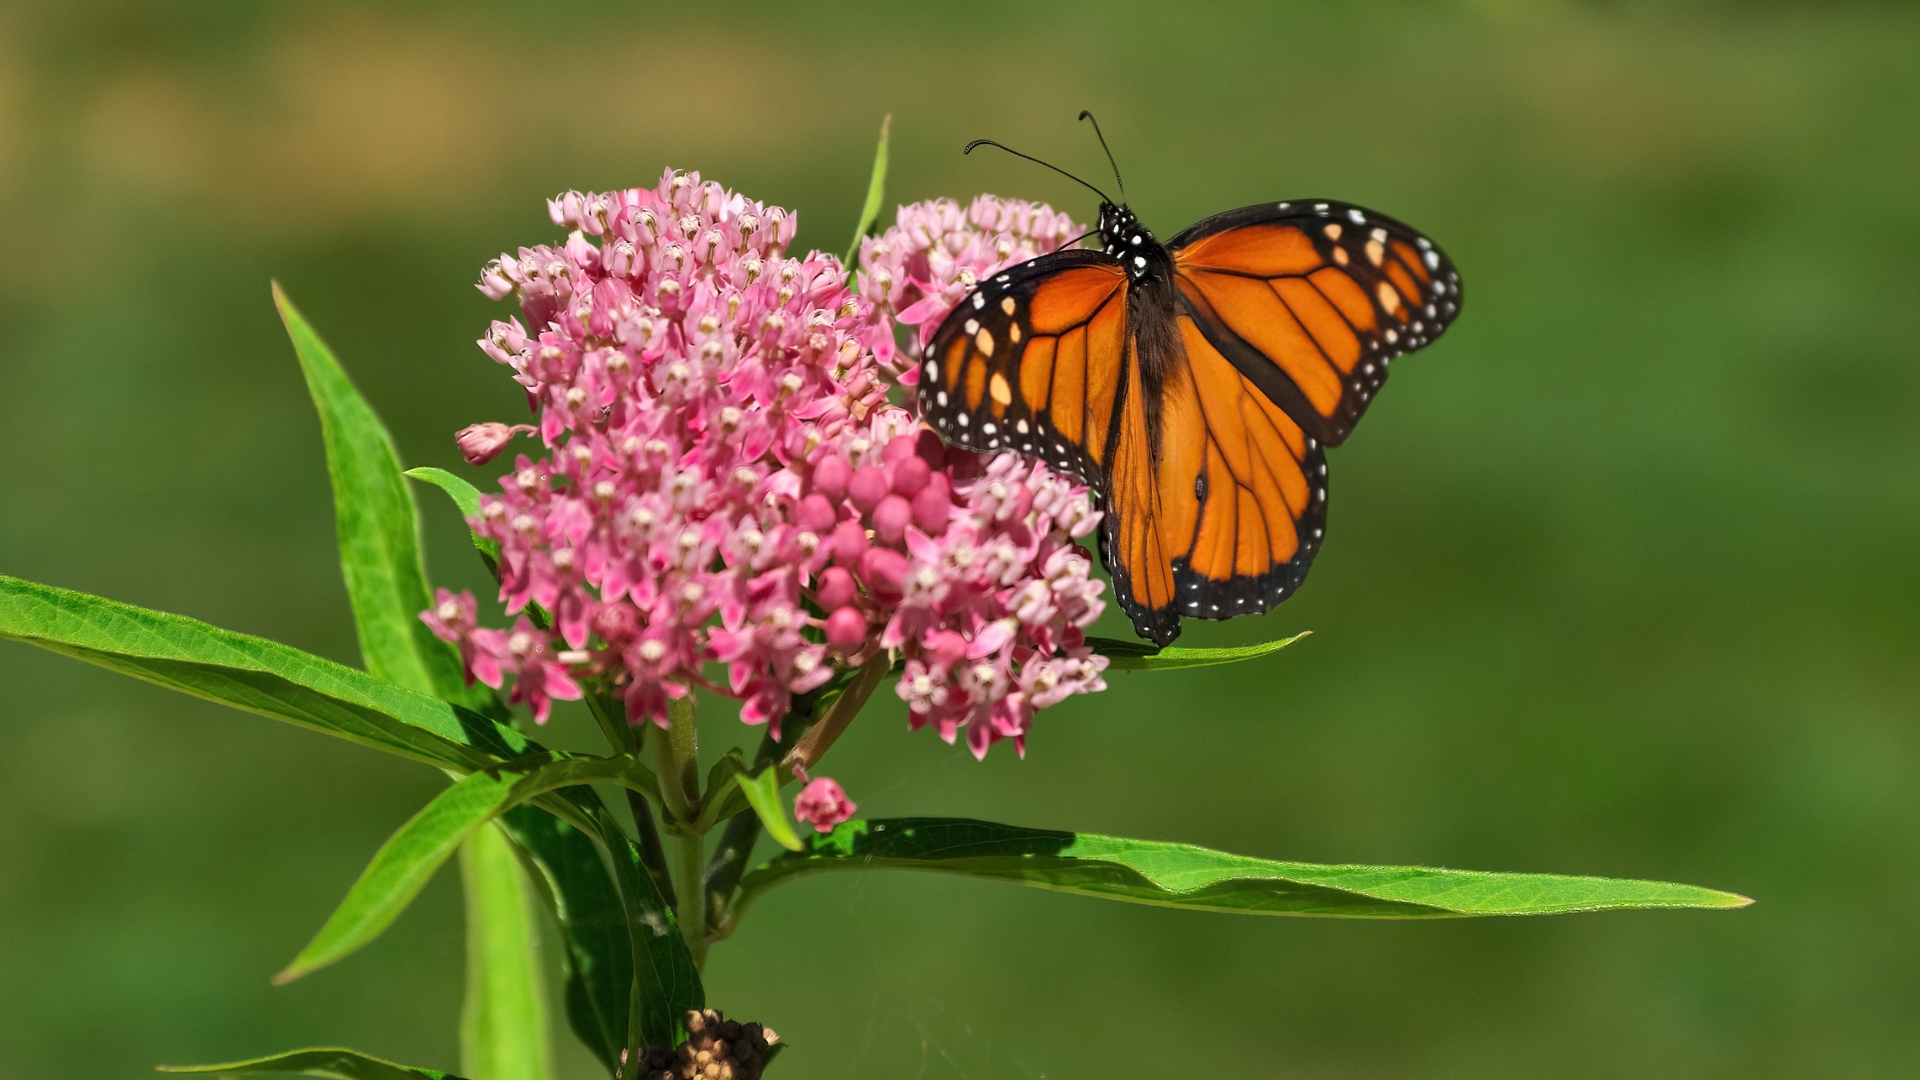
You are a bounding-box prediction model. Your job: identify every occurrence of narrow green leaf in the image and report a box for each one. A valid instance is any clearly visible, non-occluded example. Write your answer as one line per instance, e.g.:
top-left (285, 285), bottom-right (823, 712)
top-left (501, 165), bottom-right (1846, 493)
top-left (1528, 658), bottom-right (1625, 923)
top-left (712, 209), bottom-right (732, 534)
top-left (1089, 631), bottom-right (1310, 671)
top-left (591, 803), bottom-right (704, 1052)
top-left (408, 466), bottom-right (486, 518)
top-left (278, 769), bottom-right (520, 984)
top-left (738, 818), bottom-right (1753, 920)
top-left (842, 114), bottom-right (890, 267)
top-left (274, 284), bottom-right (497, 718)
top-left (277, 755), bottom-right (661, 983)
top-left (459, 823), bottom-right (554, 1080)
top-left (733, 763), bottom-right (803, 853)
top-left (0, 574), bottom-right (525, 770)
top-left (159, 1047), bottom-right (464, 1080)
top-left (497, 806), bottom-right (632, 1075)
top-left (0, 580), bottom-right (701, 1057)
top-left (409, 468), bottom-right (502, 567)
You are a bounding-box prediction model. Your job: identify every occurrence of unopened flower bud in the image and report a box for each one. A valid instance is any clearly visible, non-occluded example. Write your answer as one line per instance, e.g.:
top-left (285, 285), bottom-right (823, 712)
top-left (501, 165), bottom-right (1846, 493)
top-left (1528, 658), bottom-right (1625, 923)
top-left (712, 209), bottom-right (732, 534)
top-left (812, 455), bottom-right (851, 499)
top-left (891, 454), bottom-right (930, 494)
top-left (455, 422), bottom-right (536, 466)
top-left (872, 494), bottom-right (911, 544)
top-left (796, 493), bottom-right (838, 533)
top-left (847, 465), bottom-right (889, 512)
top-left (815, 566), bottom-right (857, 610)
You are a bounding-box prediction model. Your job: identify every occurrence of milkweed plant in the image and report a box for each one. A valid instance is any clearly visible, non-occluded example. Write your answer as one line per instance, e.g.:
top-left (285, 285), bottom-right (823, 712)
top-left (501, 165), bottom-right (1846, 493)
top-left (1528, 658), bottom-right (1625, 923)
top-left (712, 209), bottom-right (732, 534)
top-left (0, 120), bottom-right (1750, 1080)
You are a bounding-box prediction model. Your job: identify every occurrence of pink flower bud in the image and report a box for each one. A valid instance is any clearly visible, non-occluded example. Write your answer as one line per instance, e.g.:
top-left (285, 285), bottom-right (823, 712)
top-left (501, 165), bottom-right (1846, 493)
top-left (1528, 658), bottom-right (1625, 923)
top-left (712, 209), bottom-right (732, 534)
top-left (872, 494), bottom-right (912, 544)
top-left (812, 454), bottom-right (851, 499)
top-left (830, 519), bottom-right (869, 566)
top-left (911, 481), bottom-right (951, 536)
top-left (456, 422), bottom-right (536, 466)
top-left (848, 465), bottom-right (890, 512)
top-left (815, 566), bottom-right (857, 610)
top-left (882, 434), bottom-right (920, 464)
top-left (859, 547), bottom-right (908, 602)
top-left (891, 454), bottom-right (930, 494)
top-left (793, 777), bottom-right (857, 833)
top-left (796, 493), bottom-right (838, 533)
top-left (825, 607), bottom-right (868, 651)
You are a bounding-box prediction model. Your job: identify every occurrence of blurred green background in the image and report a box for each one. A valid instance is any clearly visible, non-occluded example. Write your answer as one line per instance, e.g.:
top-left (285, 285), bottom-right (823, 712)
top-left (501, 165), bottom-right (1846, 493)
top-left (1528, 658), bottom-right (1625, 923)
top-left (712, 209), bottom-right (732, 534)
top-left (2, 1), bottom-right (1916, 1076)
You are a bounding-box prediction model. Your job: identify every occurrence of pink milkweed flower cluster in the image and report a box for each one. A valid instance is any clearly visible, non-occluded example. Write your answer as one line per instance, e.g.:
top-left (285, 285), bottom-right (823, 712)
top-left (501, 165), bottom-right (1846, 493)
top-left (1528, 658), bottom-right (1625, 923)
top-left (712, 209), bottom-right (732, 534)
top-left (856, 195), bottom-right (1086, 380)
top-left (422, 168), bottom-right (1108, 759)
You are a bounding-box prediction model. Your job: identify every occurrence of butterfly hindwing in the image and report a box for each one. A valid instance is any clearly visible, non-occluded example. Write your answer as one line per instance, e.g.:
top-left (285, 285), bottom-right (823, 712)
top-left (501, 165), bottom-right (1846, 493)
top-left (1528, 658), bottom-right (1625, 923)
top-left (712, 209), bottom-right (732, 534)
top-left (1169, 199), bottom-right (1462, 447)
top-left (1161, 313), bottom-right (1328, 624)
top-left (920, 249), bottom-right (1131, 483)
top-left (1098, 333), bottom-right (1182, 644)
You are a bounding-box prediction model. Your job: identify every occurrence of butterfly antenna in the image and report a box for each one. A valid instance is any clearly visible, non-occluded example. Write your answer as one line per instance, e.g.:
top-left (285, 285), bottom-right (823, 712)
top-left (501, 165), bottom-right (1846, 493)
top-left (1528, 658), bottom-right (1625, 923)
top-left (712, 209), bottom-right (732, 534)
top-left (1078, 111), bottom-right (1127, 205)
top-left (963, 139), bottom-right (1115, 206)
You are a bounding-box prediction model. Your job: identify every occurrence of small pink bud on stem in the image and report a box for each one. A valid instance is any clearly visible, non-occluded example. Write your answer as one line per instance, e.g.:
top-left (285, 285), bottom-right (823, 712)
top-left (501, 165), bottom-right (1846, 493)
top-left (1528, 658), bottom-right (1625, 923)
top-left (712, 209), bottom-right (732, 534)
top-left (455, 422), bottom-right (537, 465)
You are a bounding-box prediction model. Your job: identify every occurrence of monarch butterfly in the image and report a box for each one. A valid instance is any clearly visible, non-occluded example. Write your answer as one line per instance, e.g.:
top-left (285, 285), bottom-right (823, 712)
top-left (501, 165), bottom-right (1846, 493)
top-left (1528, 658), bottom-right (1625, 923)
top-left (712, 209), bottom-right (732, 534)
top-left (920, 114), bottom-right (1463, 645)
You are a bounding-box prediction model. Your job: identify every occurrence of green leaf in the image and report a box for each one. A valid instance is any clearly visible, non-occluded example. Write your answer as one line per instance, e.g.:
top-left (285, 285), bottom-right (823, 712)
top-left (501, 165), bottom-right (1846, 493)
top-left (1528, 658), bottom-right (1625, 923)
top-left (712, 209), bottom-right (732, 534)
top-left (277, 755), bottom-right (661, 983)
top-left (158, 1047), bottom-right (465, 1080)
top-left (0, 577), bottom-right (701, 1058)
top-left (459, 823), bottom-right (555, 1080)
top-left (497, 806), bottom-right (633, 1075)
top-left (0, 574), bottom-right (525, 770)
top-left (409, 468), bottom-right (502, 568)
top-left (274, 284), bottom-right (497, 718)
top-left (842, 114), bottom-right (890, 266)
top-left (408, 466), bottom-right (486, 518)
top-left (732, 762), bottom-right (803, 853)
top-left (737, 818), bottom-right (1753, 919)
top-left (279, 770), bottom-right (520, 984)
top-left (1089, 631), bottom-right (1310, 671)
top-left (593, 803), bottom-right (704, 1054)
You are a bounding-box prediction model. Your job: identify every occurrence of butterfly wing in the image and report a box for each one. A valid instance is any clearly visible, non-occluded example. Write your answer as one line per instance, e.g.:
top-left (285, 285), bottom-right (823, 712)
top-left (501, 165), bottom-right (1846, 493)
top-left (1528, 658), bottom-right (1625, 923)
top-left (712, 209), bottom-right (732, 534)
top-left (919, 249), bottom-right (1131, 484)
top-left (920, 248), bottom-right (1190, 641)
top-left (1169, 199), bottom-right (1463, 446)
top-left (1151, 310), bottom-right (1329, 636)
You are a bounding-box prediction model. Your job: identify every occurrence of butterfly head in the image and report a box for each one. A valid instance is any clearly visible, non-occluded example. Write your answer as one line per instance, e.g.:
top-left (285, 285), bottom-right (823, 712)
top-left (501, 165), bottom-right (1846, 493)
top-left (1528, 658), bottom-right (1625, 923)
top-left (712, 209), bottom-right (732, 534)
top-left (1099, 202), bottom-right (1159, 280)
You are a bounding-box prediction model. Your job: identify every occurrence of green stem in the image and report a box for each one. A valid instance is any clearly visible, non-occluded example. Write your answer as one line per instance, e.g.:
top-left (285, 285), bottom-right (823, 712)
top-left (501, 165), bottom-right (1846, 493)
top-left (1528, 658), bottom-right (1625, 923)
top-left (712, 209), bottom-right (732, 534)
top-left (651, 698), bottom-right (710, 961)
top-left (675, 829), bottom-right (709, 967)
top-left (706, 659), bottom-right (892, 942)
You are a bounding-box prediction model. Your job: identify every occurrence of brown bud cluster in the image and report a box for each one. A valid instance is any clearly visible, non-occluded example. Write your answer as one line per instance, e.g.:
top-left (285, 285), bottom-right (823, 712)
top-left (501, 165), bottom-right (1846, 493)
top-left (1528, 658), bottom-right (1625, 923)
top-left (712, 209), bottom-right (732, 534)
top-left (636, 1009), bottom-right (780, 1080)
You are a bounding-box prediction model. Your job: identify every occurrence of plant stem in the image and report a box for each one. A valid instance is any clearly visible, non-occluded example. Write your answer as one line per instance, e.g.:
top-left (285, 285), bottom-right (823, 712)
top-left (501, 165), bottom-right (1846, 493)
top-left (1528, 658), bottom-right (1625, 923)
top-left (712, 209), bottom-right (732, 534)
top-left (781, 652), bottom-right (890, 779)
top-left (706, 658), bottom-right (892, 942)
top-left (650, 697), bottom-right (711, 961)
top-left (675, 829), bottom-right (709, 967)
top-left (665, 695), bottom-right (702, 821)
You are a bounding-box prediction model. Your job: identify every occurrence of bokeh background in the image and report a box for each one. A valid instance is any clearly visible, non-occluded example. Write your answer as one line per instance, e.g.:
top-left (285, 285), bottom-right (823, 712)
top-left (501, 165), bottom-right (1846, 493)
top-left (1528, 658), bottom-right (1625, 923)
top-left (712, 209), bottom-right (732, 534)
top-left (2, 2), bottom-right (1916, 1077)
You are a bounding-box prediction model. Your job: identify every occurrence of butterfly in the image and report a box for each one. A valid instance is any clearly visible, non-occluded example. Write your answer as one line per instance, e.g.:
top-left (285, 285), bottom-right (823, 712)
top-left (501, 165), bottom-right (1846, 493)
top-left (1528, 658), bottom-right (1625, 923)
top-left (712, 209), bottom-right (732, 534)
top-left (919, 115), bottom-right (1462, 645)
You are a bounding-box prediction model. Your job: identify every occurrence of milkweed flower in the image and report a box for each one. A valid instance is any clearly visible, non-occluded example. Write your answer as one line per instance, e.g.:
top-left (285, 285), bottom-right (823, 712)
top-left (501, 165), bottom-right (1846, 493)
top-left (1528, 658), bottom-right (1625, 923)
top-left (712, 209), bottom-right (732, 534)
top-left (856, 195), bottom-right (1085, 379)
top-left (424, 168), bottom-right (1107, 757)
top-left (793, 777), bottom-right (857, 833)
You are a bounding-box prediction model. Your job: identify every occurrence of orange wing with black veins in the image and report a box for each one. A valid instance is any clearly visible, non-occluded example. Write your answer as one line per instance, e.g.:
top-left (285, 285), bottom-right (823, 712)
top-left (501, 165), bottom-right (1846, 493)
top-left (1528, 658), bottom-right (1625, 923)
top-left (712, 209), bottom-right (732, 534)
top-left (919, 249), bottom-right (1130, 485)
top-left (1170, 199), bottom-right (1462, 447)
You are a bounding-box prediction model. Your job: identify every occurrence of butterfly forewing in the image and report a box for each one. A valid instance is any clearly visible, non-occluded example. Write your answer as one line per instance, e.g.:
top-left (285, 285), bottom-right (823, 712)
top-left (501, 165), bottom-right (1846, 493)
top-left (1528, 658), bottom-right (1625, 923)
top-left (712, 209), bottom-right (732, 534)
top-left (919, 249), bottom-right (1131, 484)
top-left (1169, 199), bottom-right (1462, 447)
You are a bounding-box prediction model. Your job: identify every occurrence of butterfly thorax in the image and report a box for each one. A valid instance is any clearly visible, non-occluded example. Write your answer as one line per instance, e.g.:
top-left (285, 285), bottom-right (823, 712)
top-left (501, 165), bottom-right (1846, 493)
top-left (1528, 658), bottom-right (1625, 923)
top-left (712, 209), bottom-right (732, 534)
top-left (1095, 203), bottom-right (1181, 452)
top-left (1098, 203), bottom-right (1168, 283)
